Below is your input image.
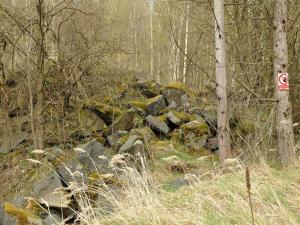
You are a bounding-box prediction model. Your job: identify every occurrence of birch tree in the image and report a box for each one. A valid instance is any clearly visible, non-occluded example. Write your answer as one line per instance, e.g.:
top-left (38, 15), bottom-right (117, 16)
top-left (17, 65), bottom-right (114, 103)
top-left (273, 0), bottom-right (295, 165)
top-left (214, 0), bottom-right (231, 163)
top-left (182, 3), bottom-right (190, 83)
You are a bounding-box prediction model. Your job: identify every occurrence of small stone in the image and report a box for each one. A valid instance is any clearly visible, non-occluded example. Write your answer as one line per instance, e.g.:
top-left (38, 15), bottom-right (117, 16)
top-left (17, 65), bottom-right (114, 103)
top-left (119, 137), bottom-right (145, 158)
top-left (167, 111), bottom-right (182, 126)
top-left (145, 115), bottom-right (170, 135)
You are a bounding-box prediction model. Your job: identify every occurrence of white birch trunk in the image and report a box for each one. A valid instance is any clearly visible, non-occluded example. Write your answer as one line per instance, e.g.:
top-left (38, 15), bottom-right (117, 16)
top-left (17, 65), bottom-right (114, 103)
top-left (174, 10), bottom-right (184, 81)
top-left (150, 1), bottom-right (154, 79)
top-left (214, 0), bottom-right (231, 163)
top-left (182, 3), bottom-right (190, 83)
top-left (273, 0), bottom-right (295, 165)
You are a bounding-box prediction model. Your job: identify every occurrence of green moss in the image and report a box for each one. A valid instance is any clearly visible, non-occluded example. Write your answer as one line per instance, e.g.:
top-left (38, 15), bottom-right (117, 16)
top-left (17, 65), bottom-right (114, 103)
top-left (171, 111), bottom-right (195, 122)
top-left (181, 121), bottom-right (210, 136)
top-left (118, 134), bottom-right (130, 144)
top-left (146, 95), bottom-right (161, 104)
top-left (164, 82), bottom-right (188, 91)
top-left (84, 99), bottom-right (123, 117)
top-left (129, 100), bottom-right (147, 111)
top-left (4, 202), bottom-right (41, 225)
top-left (158, 114), bottom-right (168, 122)
top-left (163, 82), bottom-right (196, 98)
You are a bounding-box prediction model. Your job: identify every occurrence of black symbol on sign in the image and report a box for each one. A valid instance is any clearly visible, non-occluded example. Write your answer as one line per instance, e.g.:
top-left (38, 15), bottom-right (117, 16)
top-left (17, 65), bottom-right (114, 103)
top-left (279, 74), bottom-right (288, 84)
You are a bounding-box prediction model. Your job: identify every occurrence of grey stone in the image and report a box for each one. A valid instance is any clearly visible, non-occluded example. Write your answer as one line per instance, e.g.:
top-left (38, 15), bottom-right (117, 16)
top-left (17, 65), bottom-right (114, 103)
top-left (119, 136), bottom-right (146, 158)
top-left (79, 109), bottom-right (107, 133)
top-left (107, 130), bottom-right (128, 148)
top-left (167, 111), bottom-right (182, 126)
top-left (147, 95), bottom-right (166, 116)
top-left (145, 115), bottom-right (170, 135)
top-left (108, 108), bottom-right (135, 133)
top-left (0, 202), bottom-right (20, 225)
top-left (130, 127), bottom-right (157, 144)
top-left (32, 172), bottom-right (71, 208)
top-left (161, 87), bottom-right (188, 110)
top-left (57, 140), bottom-right (109, 185)
top-left (119, 135), bottom-right (139, 153)
top-left (0, 131), bottom-right (28, 154)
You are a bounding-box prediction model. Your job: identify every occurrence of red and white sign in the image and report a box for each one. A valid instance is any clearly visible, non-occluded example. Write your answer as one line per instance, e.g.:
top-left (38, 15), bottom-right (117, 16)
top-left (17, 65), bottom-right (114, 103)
top-left (277, 72), bottom-right (289, 91)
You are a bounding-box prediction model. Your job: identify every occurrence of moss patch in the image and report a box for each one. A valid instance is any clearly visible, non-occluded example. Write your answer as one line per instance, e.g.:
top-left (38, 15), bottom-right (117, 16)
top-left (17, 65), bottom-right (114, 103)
top-left (4, 202), bottom-right (41, 225)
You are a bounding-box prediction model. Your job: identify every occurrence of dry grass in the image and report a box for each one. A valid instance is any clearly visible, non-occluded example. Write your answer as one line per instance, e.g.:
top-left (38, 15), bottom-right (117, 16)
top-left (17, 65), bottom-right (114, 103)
top-left (71, 157), bottom-right (300, 225)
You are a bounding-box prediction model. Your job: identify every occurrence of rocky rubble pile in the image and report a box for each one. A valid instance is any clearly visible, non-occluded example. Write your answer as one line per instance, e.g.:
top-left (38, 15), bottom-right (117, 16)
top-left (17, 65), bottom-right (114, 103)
top-left (0, 80), bottom-right (226, 224)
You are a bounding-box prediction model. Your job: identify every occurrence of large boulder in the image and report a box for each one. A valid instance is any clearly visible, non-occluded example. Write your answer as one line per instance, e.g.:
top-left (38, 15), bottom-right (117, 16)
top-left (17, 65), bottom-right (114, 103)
top-left (145, 115), bottom-right (170, 135)
top-left (189, 108), bottom-right (217, 135)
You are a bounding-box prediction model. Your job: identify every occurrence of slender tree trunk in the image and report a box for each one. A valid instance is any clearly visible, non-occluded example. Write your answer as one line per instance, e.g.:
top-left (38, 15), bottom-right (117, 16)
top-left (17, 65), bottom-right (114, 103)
top-left (149, 1), bottom-right (154, 80)
top-left (36, 0), bottom-right (46, 149)
top-left (214, 0), bottom-right (231, 163)
top-left (134, 0), bottom-right (139, 71)
top-left (174, 10), bottom-right (184, 81)
top-left (182, 3), bottom-right (190, 84)
top-left (273, 0), bottom-right (295, 165)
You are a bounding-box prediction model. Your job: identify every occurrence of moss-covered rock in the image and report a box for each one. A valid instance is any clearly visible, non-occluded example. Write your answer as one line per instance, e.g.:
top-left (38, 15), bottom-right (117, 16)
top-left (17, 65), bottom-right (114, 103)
top-left (130, 127), bottom-right (157, 144)
top-left (79, 109), bottom-right (107, 132)
top-left (83, 99), bottom-right (123, 125)
top-left (133, 80), bottom-right (160, 98)
top-left (161, 82), bottom-right (193, 110)
top-left (146, 95), bottom-right (166, 116)
top-left (180, 120), bottom-right (210, 137)
top-left (145, 115), bottom-right (170, 135)
top-left (129, 100), bottom-right (147, 111)
top-left (3, 202), bottom-right (42, 225)
top-left (129, 95), bottom-right (166, 116)
top-left (107, 108), bottom-right (136, 134)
